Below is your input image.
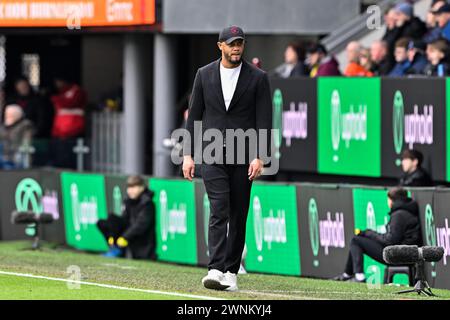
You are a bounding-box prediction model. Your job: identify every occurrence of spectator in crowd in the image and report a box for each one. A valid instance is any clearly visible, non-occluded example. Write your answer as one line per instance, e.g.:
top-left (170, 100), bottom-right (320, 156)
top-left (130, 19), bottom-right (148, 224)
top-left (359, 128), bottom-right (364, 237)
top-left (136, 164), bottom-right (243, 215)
top-left (370, 40), bottom-right (395, 75)
top-left (432, 3), bottom-right (450, 42)
top-left (334, 187), bottom-right (422, 283)
top-left (399, 149), bottom-right (433, 187)
top-left (388, 37), bottom-right (413, 76)
top-left (423, 0), bottom-right (446, 43)
top-left (0, 104), bottom-right (34, 169)
top-left (423, 39), bottom-right (450, 76)
top-left (383, 6), bottom-right (402, 54)
top-left (359, 47), bottom-right (374, 73)
top-left (405, 39), bottom-right (428, 75)
top-left (394, 2), bottom-right (427, 40)
top-left (7, 77), bottom-right (54, 138)
top-left (97, 175), bottom-right (156, 260)
top-left (383, 2), bottom-right (427, 55)
top-left (50, 75), bottom-right (87, 169)
top-left (344, 41), bottom-right (373, 76)
top-left (271, 42), bottom-right (308, 78)
top-left (306, 43), bottom-right (341, 77)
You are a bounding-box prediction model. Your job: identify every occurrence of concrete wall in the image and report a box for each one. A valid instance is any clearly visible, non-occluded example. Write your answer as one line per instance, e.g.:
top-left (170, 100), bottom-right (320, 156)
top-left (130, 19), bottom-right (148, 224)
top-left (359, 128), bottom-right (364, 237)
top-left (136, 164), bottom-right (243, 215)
top-left (163, 0), bottom-right (360, 35)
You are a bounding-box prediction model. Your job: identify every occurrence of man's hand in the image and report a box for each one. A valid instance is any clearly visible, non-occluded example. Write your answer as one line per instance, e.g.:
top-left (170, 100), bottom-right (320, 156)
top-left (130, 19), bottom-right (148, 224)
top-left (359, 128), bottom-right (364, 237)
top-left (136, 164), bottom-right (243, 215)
top-left (248, 158), bottom-right (264, 180)
top-left (182, 155), bottom-right (195, 181)
top-left (116, 237), bottom-right (128, 248)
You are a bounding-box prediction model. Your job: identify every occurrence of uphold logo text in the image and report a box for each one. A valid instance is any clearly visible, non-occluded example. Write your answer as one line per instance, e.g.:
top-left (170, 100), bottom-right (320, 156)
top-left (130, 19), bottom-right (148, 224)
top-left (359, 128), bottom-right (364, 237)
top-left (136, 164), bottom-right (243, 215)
top-left (159, 190), bottom-right (187, 252)
top-left (330, 90), bottom-right (367, 161)
top-left (319, 212), bottom-right (345, 255)
top-left (253, 196), bottom-right (287, 262)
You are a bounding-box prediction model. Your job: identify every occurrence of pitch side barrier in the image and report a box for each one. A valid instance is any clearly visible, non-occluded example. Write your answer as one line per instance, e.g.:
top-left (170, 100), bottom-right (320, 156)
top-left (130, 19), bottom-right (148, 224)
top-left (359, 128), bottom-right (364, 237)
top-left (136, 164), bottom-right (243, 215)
top-left (1, 170), bottom-right (450, 288)
top-left (270, 76), bottom-right (448, 182)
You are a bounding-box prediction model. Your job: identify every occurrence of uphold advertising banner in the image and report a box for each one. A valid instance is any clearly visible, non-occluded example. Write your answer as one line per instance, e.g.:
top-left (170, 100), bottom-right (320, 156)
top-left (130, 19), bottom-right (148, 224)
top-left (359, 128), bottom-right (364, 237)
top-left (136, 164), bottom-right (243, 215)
top-left (317, 77), bottom-right (381, 177)
top-left (245, 183), bottom-right (301, 276)
top-left (0, 170), bottom-right (42, 240)
top-left (427, 190), bottom-right (450, 290)
top-left (149, 178), bottom-right (197, 265)
top-left (382, 78), bottom-right (446, 180)
top-left (410, 189), bottom-right (437, 286)
top-left (194, 180), bottom-right (210, 267)
top-left (297, 185), bottom-right (355, 278)
top-left (61, 172), bottom-right (108, 251)
top-left (269, 78), bottom-right (317, 172)
top-left (104, 174), bottom-right (128, 217)
top-left (353, 188), bottom-right (408, 285)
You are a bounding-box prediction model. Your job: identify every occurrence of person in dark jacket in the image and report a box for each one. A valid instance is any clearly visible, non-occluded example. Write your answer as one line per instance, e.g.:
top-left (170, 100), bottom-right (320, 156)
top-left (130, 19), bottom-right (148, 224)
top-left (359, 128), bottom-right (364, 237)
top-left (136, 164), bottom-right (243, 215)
top-left (334, 188), bottom-right (422, 283)
top-left (399, 149), bottom-right (433, 187)
top-left (306, 43), bottom-right (341, 77)
top-left (97, 175), bottom-right (156, 260)
top-left (383, 3), bottom-right (427, 55)
top-left (270, 42), bottom-right (308, 78)
top-left (370, 40), bottom-right (395, 75)
top-left (8, 77), bottom-right (54, 138)
top-left (405, 39), bottom-right (429, 75)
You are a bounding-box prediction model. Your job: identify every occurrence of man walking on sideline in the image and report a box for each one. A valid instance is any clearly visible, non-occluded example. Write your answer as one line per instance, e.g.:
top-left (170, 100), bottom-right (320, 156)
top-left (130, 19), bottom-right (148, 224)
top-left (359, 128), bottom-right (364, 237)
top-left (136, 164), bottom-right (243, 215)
top-left (182, 26), bottom-right (272, 291)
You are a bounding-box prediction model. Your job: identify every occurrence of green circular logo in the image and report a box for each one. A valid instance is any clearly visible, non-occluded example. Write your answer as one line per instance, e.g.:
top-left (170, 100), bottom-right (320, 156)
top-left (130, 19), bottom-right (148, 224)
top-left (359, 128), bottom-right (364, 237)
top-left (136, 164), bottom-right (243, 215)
top-left (272, 89), bottom-right (283, 159)
top-left (15, 178), bottom-right (43, 213)
top-left (331, 90), bottom-right (341, 153)
top-left (308, 198), bottom-right (320, 257)
top-left (113, 186), bottom-right (122, 215)
top-left (393, 90), bottom-right (404, 163)
top-left (425, 204), bottom-right (436, 246)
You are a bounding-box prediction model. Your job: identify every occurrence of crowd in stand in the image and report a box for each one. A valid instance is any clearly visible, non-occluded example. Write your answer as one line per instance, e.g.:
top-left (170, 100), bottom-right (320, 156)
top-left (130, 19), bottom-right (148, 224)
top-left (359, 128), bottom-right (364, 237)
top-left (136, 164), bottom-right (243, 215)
top-left (0, 75), bottom-right (87, 169)
top-left (271, 0), bottom-right (450, 78)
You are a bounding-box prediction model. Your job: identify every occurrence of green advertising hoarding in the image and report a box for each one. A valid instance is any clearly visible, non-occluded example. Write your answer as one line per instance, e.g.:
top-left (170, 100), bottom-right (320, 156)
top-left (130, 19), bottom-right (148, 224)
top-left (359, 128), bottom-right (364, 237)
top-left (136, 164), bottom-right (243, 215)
top-left (352, 188), bottom-right (408, 285)
top-left (245, 183), bottom-right (301, 276)
top-left (149, 178), bottom-right (197, 265)
top-left (61, 172), bottom-right (108, 251)
top-left (318, 78), bottom-right (381, 177)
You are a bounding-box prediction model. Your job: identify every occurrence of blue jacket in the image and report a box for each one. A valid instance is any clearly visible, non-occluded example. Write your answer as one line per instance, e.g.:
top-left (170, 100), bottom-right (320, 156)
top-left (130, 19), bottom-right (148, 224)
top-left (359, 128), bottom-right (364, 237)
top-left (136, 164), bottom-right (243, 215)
top-left (388, 60), bottom-right (411, 77)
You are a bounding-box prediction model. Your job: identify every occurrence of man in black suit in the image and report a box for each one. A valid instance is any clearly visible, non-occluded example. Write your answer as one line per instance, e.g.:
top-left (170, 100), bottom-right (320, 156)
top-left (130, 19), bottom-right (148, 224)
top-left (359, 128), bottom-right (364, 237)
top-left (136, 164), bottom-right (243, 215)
top-left (182, 26), bottom-right (272, 291)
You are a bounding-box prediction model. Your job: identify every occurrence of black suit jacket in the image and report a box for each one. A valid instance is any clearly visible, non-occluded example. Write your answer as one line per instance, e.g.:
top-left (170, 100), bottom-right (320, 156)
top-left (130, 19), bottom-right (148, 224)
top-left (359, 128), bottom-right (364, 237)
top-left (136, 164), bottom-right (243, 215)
top-left (183, 58), bottom-right (272, 165)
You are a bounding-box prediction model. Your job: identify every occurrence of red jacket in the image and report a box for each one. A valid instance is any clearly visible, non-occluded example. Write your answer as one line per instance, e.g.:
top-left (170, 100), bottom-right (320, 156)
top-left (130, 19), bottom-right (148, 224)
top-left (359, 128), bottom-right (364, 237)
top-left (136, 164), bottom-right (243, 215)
top-left (51, 84), bottom-right (87, 138)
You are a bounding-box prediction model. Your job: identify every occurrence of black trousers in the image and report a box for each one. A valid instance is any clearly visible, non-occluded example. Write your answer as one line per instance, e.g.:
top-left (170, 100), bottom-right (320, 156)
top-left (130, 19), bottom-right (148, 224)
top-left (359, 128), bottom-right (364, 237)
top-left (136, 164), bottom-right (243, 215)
top-left (97, 214), bottom-right (128, 242)
top-left (344, 235), bottom-right (385, 275)
top-left (202, 163), bottom-right (253, 274)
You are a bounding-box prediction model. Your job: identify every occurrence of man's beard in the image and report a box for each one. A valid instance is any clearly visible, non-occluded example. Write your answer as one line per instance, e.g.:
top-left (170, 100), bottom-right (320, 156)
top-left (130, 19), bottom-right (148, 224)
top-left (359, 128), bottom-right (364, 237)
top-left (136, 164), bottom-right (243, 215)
top-left (226, 53), bottom-right (242, 65)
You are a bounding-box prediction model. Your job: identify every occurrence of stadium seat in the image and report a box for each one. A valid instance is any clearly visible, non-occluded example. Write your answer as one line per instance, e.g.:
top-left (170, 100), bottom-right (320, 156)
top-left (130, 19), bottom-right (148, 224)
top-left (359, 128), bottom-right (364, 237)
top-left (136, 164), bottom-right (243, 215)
top-left (384, 265), bottom-right (415, 287)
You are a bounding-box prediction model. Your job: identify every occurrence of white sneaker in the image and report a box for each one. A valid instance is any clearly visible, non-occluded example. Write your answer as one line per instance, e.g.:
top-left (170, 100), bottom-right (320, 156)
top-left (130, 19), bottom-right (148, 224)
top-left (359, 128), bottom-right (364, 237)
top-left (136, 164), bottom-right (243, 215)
top-left (202, 269), bottom-right (230, 290)
top-left (221, 271), bottom-right (238, 292)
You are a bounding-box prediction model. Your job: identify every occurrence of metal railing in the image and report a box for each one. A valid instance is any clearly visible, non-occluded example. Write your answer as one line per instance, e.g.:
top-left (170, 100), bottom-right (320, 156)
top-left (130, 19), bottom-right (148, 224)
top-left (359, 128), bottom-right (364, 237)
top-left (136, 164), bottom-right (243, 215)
top-left (91, 111), bottom-right (122, 173)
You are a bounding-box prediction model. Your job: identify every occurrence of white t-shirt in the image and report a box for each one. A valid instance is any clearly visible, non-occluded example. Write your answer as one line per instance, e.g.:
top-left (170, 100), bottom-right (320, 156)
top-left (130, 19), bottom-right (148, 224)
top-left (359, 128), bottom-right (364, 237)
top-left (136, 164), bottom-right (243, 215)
top-left (220, 62), bottom-right (242, 110)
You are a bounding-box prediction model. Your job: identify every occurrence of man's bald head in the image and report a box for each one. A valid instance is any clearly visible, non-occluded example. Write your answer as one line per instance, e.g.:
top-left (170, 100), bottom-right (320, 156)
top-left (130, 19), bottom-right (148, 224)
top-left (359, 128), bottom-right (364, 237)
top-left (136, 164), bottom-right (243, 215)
top-left (4, 104), bottom-right (24, 127)
top-left (346, 41), bottom-right (362, 63)
top-left (371, 40), bottom-right (389, 63)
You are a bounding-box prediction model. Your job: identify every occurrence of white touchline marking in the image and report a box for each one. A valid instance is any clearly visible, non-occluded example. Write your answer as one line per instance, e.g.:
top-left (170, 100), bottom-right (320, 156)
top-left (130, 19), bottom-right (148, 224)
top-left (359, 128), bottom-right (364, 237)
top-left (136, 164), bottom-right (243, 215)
top-left (0, 270), bottom-right (224, 300)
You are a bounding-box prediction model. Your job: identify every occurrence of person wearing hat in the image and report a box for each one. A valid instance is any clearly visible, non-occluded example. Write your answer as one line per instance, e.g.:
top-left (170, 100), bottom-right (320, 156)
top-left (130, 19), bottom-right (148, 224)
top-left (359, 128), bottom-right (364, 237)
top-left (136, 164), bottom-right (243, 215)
top-left (399, 149), bottom-right (433, 187)
top-left (182, 26), bottom-right (272, 291)
top-left (306, 43), bottom-right (341, 77)
top-left (432, 2), bottom-right (450, 41)
top-left (96, 175), bottom-right (156, 260)
top-left (423, 0), bottom-right (446, 43)
top-left (270, 42), bottom-right (308, 78)
top-left (393, 2), bottom-right (427, 40)
top-left (405, 39), bottom-right (428, 75)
